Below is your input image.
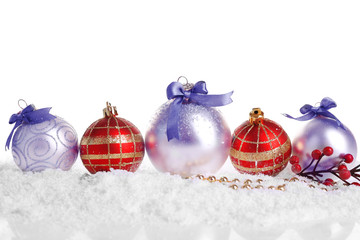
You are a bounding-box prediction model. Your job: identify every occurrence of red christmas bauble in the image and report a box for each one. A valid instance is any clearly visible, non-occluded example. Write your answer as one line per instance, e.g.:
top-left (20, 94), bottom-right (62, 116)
top-left (80, 102), bottom-right (145, 174)
top-left (230, 108), bottom-right (292, 176)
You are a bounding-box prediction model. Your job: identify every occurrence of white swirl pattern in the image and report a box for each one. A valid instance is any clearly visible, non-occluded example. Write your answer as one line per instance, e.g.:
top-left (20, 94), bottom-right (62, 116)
top-left (11, 117), bottom-right (78, 172)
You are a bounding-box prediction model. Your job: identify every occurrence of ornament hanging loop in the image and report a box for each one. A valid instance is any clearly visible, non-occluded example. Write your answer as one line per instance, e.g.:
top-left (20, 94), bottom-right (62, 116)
top-left (249, 108), bottom-right (264, 125)
top-left (18, 99), bottom-right (28, 110)
top-left (314, 101), bottom-right (321, 107)
top-left (177, 76), bottom-right (194, 91)
top-left (177, 76), bottom-right (189, 84)
top-left (103, 102), bottom-right (118, 117)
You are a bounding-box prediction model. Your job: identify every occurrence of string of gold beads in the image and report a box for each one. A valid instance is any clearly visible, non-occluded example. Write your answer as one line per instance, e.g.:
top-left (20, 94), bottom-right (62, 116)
top-left (192, 175), bottom-right (286, 191)
top-left (283, 177), bottom-right (339, 191)
top-left (191, 175), bottom-right (339, 191)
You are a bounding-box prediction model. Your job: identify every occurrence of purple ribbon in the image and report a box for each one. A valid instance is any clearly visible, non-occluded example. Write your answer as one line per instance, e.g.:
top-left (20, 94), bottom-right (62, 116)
top-left (283, 97), bottom-right (345, 129)
top-left (6, 105), bottom-right (56, 150)
top-left (166, 81), bottom-right (233, 141)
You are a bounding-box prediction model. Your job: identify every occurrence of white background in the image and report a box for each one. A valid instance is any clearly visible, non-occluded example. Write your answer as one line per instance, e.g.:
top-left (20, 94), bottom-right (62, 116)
top-left (1, 2), bottom-right (360, 240)
top-left (0, 0), bottom-right (360, 172)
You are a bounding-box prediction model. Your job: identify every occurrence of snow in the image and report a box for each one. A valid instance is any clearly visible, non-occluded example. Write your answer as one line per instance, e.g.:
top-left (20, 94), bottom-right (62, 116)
top-left (1, 154), bottom-right (360, 240)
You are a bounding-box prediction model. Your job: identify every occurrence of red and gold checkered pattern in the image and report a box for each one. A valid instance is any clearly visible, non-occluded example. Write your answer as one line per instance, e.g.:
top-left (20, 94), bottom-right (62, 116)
top-left (230, 118), bottom-right (291, 176)
top-left (80, 116), bottom-right (145, 174)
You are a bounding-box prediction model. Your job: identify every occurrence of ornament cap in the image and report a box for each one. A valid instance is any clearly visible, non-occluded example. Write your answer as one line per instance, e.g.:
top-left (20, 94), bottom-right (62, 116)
top-left (177, 76), bottom-right (194, 91)
top-left (249, 108), bottom-right (264, 125)
top-left (103, 102), bottom-right (118, 118)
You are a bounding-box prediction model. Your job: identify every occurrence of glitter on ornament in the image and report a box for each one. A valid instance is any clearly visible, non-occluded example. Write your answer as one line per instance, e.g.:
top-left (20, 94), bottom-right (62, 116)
top-left (230, 108), bottom-right (292, 176)
top-left (80, 102), bottom-right (145, 174)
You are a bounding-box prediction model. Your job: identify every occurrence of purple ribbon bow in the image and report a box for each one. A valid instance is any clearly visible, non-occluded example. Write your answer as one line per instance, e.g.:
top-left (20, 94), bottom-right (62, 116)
top-left (6, 104), bottom-right (56, 150)
top-left (166, 81), bottom-right (233, 141)
top-left (283, 97), bottom-right (344, 129)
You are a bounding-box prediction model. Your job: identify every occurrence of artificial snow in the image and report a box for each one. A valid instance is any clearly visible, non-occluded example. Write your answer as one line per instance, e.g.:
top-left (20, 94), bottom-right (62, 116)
top-left (1, 155), bottom-right (360, 240)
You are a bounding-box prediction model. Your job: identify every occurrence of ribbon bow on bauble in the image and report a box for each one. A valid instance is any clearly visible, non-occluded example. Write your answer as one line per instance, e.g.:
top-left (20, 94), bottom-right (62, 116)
top-left (283, 97), bottom-right (345, 129)
top-left (166, 81), bottom-right (233, 141)
top-left (6, 104), bottom-right (56, 150)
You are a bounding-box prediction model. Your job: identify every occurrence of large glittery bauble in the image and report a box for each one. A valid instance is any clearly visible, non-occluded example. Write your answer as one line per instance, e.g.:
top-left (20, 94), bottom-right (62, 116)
top-left (292, 116), bottom-right (357, 180)
top-left (145, 101), bottom-right (231, 177)
top-left (80, 115), bottom-right (145, 174)
top-left (11, 117), bottom-right (78, 172)
top-left (230, 110), bottom-right (292, 176)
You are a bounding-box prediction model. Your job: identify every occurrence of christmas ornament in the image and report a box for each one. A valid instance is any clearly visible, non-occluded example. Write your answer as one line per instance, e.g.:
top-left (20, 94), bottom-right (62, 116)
top-left (284, 97), bottom-right (357, 181)
top-left (145, 76), bottom-right (233, 177)
top-left (230, 108), bottom-right (292, 176)
top-left (6, 100), bottom-right (78, 172)
top-left (80, 102), bottom-right (145, 174)
top-left (289, 147), bottom-right (360, 186)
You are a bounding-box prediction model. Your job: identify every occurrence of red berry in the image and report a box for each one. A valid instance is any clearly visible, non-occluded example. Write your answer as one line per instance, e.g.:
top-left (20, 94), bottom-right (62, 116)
top-left (338, 164), bottom-right (348, 171)
top-left (323, 181), bottom-right (333, 186)
top-left (291, 164), bottom-right (302, 174)
top-left (351, 182), bottom-right (360, 186)
top-left (339, 169), bottom-right (351, 180)
top-left (344, 154), bottom-right (354, 164)
top-left (311, 149), bottom-right (322, 160)
top-left (323, 178), bottom-right (334, 186)
top-left (323, 147), bottom-right (334, 156)
top-left (324, 178), bottom-right (334, 183)
top-left (289, 156), bottom-right (300, 165)
top-left (338, 164), bottom-right (347, 171)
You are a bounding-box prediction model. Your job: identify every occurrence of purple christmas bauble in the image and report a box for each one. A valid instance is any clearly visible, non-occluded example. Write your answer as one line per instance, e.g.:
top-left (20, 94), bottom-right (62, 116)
top-left (145, 101), bottom-right (231, 177)
top-left (11, 117), bottom-right (78, 172)
top-left (292, 116), bottom-right (357, 180)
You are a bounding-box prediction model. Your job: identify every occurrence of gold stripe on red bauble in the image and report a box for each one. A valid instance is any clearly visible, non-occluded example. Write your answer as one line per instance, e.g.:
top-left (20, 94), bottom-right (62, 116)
top-left (80, 102), bottom-right (145, 174)
top-left (230, 108), bottom-right (292, 176)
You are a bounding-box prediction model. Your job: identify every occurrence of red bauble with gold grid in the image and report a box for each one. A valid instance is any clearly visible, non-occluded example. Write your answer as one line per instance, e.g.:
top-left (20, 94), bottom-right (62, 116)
top-left (80, 103), bottom-right (145, 174)
top-left (230, 108), bottom-right (292, 176)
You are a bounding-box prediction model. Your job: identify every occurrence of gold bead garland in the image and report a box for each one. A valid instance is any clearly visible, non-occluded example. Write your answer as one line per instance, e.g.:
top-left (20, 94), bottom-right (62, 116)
top-left (188, 175), bottom-right (340, 192)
